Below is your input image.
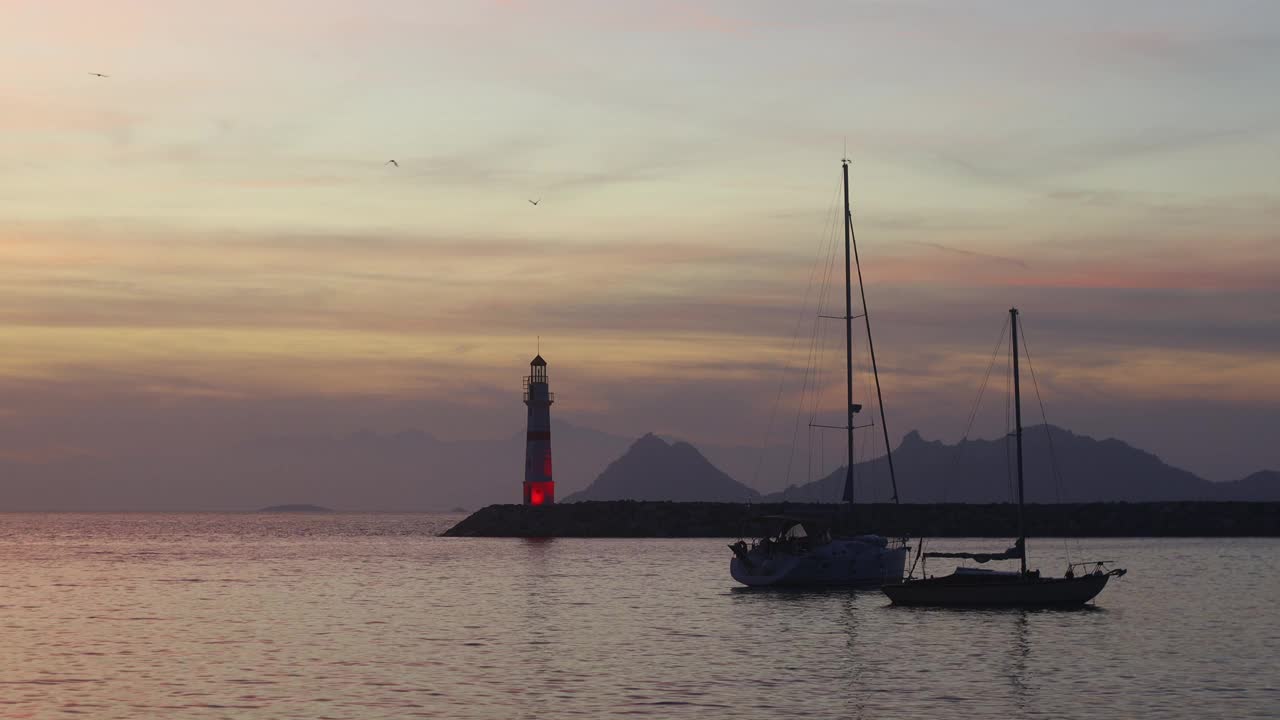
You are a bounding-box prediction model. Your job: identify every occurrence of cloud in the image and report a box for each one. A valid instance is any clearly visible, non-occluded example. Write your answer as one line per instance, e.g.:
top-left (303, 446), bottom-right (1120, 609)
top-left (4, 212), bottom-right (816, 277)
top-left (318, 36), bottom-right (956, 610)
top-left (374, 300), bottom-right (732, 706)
top-left (1, 0), bottom-right (1278, 487)
top-left (0, 99), bottom-right (140, 135)
top-left (906, 241), bottom-right (1030, 269)
top-left (927, 125), bottom-right (1280, 191)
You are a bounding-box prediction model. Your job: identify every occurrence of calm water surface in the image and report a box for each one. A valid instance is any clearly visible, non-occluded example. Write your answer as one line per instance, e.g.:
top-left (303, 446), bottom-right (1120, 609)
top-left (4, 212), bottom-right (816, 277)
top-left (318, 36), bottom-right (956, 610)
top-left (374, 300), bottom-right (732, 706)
top-left (1, 513), bottom-right (1276, 719)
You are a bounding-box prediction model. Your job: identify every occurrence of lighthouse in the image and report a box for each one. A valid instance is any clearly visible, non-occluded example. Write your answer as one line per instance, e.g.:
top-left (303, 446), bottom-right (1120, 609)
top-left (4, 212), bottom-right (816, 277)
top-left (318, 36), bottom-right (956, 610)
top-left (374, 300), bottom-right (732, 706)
top-left (522, 354), bottom-right (555, 505)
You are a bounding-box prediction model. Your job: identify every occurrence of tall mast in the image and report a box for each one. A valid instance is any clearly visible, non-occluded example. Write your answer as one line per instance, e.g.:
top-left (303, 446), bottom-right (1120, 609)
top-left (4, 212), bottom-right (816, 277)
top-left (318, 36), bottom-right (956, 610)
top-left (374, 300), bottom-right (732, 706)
top-left (841, 160), bottom-right (855, 504)
top-left (1010, 307), bottom-right (1027, 575)
top-left (848, 173), bottom-right (900, 504)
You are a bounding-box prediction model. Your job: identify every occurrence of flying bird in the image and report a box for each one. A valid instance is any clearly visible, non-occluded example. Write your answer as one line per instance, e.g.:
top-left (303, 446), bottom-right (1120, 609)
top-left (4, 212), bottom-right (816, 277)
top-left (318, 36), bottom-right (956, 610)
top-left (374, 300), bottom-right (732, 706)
top-left (385, 159), bottom-right (399, 167)
top-left (528, 199), bottom-right (540, 206)
top-left (88, 72), bottom-right (109, 78)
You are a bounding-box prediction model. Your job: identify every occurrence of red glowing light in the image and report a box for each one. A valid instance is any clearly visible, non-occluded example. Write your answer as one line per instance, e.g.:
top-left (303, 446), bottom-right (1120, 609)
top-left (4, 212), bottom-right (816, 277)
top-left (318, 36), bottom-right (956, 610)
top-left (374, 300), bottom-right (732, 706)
top-left (530, 485), bottom-right (545, 506)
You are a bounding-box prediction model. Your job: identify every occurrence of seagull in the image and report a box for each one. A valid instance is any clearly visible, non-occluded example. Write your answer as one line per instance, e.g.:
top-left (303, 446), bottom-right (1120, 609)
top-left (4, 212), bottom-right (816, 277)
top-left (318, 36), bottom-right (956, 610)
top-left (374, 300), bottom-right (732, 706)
top-left (88, 72), bottom-right (109, 78)
top-left (528, 199), bottom-right (540, 206)
top-left (385, 159), bottom-right (399, 167)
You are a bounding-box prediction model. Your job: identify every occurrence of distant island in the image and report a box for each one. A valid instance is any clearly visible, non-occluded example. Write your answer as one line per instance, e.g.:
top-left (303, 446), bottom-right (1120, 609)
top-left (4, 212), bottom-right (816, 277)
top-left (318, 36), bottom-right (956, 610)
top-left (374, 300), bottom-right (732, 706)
top-left (258, 504), bottom-right (334, 513)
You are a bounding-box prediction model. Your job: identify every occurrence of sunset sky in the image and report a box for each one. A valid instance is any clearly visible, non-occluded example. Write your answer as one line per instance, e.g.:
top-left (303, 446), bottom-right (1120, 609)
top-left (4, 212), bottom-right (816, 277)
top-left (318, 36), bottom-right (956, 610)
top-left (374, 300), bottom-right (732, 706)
top-left (2, 1), bottom-right (1277, 483)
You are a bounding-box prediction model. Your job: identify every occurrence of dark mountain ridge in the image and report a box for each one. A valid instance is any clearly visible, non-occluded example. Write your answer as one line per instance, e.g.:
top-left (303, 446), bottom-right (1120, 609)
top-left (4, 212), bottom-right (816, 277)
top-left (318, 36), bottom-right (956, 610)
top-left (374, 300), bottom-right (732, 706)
top-left (0, 420), bottom-right (1271, 510)
top-left (564, 434), bottom-right (759, 502)
top-left (765, 424), bottom-right (1277, 503)
top-left (1214, 470), bottom-right (1280, 502)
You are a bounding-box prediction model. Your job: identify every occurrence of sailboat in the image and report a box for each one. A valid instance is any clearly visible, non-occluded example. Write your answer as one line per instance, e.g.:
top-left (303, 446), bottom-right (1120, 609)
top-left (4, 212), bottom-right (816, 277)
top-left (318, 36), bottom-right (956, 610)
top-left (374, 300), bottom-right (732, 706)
top-left (881, 308), bottom-right (1126, 607)
top-left (728, 160), bottom-right (908, 588)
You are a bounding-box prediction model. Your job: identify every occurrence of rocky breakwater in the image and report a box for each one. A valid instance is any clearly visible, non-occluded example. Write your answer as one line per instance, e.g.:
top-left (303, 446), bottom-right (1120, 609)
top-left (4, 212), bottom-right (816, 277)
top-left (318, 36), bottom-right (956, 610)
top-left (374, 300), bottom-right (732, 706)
top-left (442, 501), bottom-right (1280, 538)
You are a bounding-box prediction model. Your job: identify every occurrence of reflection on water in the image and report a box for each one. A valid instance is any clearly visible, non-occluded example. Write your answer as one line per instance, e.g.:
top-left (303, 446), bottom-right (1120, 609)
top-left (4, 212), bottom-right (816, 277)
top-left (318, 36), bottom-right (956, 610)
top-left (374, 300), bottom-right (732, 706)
top-left (1008, 612), bottom-right (1030, 713)
top-left (0, 514), bottom-right (1277, 719)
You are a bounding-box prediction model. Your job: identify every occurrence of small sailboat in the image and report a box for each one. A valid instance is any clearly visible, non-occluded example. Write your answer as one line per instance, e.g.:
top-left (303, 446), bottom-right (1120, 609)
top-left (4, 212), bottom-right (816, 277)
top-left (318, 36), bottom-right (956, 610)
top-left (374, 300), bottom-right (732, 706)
top-left (881, 308), bottom-right (1126, 607)
top-left (729, 160), bottom-right (908, 587)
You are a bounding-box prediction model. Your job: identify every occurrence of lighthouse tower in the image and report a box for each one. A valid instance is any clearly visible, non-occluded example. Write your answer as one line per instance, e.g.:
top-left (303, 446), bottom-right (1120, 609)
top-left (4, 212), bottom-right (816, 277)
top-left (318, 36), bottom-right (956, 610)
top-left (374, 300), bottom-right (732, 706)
top-left (522, 354), bottom-right (555, 505)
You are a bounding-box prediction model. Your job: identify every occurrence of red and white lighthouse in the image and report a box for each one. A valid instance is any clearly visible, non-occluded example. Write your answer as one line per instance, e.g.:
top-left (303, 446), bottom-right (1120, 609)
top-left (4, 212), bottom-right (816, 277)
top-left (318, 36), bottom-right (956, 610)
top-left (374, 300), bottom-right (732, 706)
top-left (522, 354), bottom-right (555, 505)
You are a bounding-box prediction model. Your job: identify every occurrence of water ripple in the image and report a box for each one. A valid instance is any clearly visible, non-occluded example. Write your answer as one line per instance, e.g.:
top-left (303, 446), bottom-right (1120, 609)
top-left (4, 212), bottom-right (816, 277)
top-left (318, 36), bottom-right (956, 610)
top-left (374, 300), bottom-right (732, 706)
top-left (0, 513), bottom-right (1275, 719)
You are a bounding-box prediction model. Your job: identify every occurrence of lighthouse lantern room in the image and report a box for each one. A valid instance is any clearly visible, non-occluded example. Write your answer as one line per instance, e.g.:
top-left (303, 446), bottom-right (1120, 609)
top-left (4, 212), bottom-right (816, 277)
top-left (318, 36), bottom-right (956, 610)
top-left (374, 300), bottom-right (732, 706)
top-left (522, 354), bottom-right (555, 505)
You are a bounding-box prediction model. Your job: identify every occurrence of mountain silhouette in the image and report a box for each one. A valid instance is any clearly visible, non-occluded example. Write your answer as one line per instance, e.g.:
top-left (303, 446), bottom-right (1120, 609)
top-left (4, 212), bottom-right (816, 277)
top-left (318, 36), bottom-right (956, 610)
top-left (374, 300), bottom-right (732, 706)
top-left (764, 425), bottom-right (1274, 503)
top-left (1213, 470), bottom-right (1280, 501)
top-left (564, 434), bottom-right (759, 502)
top-left (0, 420), bottom-right (1271, 509)
top-left (0, 420), bottom-right (632, 511)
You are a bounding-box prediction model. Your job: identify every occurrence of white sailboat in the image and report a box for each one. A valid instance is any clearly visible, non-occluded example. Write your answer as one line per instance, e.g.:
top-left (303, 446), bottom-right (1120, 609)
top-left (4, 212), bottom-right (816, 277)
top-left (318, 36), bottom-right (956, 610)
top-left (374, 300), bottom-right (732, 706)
top-left (729, 160), bottom-right (908, 587)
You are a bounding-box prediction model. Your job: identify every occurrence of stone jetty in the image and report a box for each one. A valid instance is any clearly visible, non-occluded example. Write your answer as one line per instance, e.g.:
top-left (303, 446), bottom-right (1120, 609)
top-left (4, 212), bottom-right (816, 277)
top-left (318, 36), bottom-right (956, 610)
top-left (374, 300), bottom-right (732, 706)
top-left (442, 501), bottom-right (1280, 538)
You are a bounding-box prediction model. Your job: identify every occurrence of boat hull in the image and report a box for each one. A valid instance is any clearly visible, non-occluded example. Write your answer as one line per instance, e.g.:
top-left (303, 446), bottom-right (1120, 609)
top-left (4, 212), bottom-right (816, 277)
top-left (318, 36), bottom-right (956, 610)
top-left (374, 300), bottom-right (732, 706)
top-left (882, 572), bottom-right (1112, 607)
top-left (730, 538), bottom-right (908, 588)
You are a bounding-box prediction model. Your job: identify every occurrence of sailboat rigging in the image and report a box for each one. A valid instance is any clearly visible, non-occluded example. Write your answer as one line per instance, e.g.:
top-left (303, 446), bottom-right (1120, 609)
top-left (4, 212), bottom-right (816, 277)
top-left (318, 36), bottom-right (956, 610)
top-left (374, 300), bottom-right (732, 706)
top-left (881, 308), bottom-right (1127, 607)
top-left (846, 162), bottom-right (900, 504)
top-left (728, 161), bottom-right (908, 588)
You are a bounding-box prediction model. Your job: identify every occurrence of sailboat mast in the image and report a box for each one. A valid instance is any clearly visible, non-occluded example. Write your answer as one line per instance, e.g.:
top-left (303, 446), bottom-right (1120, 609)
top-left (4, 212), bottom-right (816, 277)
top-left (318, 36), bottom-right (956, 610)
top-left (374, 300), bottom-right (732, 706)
top-left (841, 160), bottom-right (855, 505)
top-left (1010, 307), bottom-right (1027, 575)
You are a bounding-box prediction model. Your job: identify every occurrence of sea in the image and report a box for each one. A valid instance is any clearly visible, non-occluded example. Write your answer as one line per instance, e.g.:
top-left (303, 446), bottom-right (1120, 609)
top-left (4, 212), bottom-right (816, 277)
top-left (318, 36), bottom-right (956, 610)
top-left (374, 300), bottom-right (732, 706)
top-left (1, 513), bottom-right (1276, 719)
